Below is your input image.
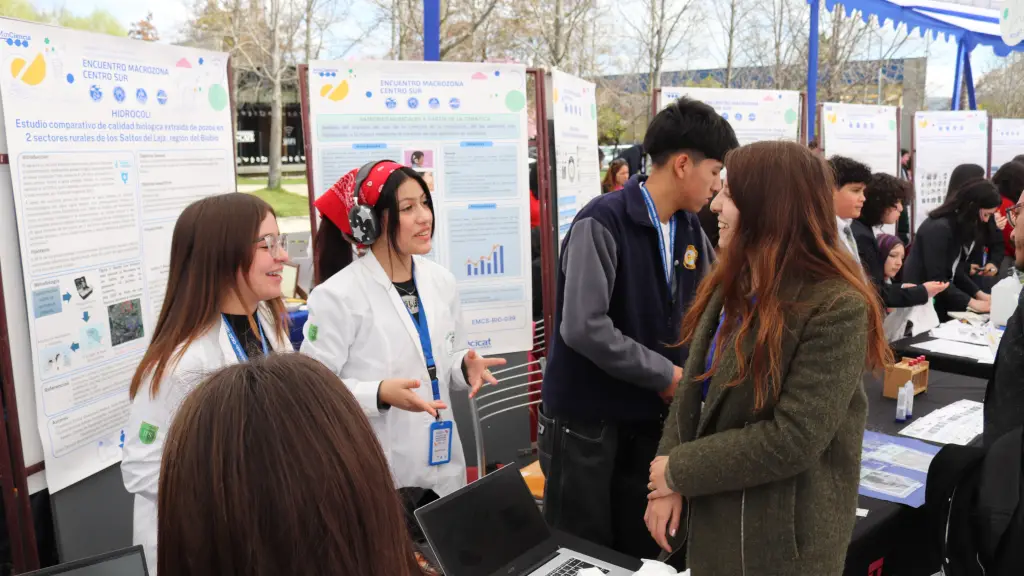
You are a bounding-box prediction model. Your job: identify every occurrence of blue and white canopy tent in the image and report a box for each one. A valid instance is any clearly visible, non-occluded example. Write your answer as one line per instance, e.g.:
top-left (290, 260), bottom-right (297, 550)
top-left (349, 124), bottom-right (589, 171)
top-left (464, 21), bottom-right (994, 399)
top-left (806, 0), bottom-right (1024, 134)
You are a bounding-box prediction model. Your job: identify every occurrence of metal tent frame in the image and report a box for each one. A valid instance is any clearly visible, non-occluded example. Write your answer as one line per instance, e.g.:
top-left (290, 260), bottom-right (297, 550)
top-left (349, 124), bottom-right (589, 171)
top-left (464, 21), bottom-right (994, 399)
top-left (806, 0), bottom-right (1023, 136)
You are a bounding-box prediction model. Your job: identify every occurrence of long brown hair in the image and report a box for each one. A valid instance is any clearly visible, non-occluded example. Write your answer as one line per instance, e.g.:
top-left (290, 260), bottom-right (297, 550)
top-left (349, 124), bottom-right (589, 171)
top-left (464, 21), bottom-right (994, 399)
top-left (157, 354), bottom-right (421, 576)
top-left (130, 193), bottom-right (288, 399)
top-left (602, 159), bottom-right (628, 193)
top-left (681, 141), bottom-right (889, 410)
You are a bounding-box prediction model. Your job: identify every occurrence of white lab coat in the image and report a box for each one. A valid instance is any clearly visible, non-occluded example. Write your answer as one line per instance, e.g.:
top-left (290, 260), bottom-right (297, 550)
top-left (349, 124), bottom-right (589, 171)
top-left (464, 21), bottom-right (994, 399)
top-left (120, 304), bottom-right (288, 576)
top-left (300, 253), bottom-right (471, 498)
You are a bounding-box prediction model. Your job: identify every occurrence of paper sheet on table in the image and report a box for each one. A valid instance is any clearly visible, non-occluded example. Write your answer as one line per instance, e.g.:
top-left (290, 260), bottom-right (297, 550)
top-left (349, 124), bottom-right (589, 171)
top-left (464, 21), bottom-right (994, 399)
top-left (912, 338), bottom-right (995, 364)
top-left (930, 321), bottom-right (990, 346)
top-left (884, 300), bottom-right (940, 342)
top-left (899, 399), bottom-right (984, 446)
top-left (866, 443), bottom-right (936, 473)
top-left (949, 311), bottom-right (990, 323)
top-left (860, 431), bottom-right (938, 507)
top-left (860, 468), bottom-right (922, 498)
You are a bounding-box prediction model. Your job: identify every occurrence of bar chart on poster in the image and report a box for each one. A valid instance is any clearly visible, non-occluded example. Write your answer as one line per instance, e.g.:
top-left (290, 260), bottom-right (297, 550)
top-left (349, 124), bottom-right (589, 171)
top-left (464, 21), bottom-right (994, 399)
top-left (305, 60), bottom-right (532, 354)
top-left (0, 19), bottom-right (235, 491)
top-left (912, 110), bottom-right (989, 231)
top-left (659, 87), bottom-right (801, 146)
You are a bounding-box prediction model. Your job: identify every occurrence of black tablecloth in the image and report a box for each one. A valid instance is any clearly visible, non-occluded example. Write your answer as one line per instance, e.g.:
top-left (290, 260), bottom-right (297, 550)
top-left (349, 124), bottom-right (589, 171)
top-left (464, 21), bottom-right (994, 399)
top-left (891, 332), bottom-right (993, 380)
top-left (843, 370), bottom-right (987, 576)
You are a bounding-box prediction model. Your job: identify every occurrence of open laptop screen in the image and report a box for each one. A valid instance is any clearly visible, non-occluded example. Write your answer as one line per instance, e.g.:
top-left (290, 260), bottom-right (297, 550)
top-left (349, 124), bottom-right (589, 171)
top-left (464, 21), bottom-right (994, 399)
top-left (24, 546), bottom-right (147, 576)
top-left (416, 465), bottom-right (552, 576)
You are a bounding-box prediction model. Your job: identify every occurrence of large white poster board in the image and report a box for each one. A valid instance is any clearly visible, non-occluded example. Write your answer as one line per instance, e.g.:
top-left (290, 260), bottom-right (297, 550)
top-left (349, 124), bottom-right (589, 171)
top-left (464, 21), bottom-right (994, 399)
top-left (550, 70), bottom-right (599, 246)
top-left (821, 103), bottom-right (900, 176)
top-left (991, 118), bottom-right (1024, 174)
top-left (0, 20), bottom-right (235, 492)
top-left (659, 87), bottom-right (801, 146)
top-left (306, 60), bottom-right (532, 355)
top-left (912, 110), bottom-right (989, 231)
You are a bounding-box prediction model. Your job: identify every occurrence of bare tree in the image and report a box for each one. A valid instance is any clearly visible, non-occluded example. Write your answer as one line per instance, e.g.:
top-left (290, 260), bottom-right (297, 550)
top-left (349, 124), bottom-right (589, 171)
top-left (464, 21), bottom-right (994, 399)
top-left (711, 0), bottom-right (748, 87)
top-left (976, 54), bottom-right (1024, 117)
top-left (620, 0), bottom-right (696, 123)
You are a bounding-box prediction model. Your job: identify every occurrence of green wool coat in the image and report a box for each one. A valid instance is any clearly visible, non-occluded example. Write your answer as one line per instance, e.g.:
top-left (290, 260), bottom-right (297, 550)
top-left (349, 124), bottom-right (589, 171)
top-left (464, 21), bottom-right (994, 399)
top-left (657, 278), bottom-right (870, 576)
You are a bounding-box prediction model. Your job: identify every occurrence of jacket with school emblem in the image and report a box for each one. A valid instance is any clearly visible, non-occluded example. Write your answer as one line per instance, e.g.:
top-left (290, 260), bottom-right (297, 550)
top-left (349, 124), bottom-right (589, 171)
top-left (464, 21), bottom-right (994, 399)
top-left (544, 176), bottom-right (717, 422)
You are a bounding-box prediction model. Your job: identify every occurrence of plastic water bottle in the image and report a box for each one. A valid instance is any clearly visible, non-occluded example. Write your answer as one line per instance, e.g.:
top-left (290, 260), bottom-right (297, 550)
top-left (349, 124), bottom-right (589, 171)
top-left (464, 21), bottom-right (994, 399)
top-left (904, 381), bottom-right (914, 419)
top-left (991, 274), bottom-right (1022, 328)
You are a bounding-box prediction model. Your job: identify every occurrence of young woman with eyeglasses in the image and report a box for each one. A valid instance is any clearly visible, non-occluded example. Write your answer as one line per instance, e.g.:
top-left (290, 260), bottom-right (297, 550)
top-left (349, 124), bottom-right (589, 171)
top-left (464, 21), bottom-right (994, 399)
top-left (122, 193), bottom-right (292, 575)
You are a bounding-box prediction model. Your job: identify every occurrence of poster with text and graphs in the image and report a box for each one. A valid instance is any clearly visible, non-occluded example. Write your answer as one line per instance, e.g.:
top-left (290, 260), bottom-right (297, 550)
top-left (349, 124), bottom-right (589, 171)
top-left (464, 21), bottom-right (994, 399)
top-left (912, 110), bottom-right (989, 231)
top-left (0, 19), bottom-right (235, 492)
top-left (991, 118), bottom-right (1024, 174)
top-left (659, 87), bottom-right (801, 146)
top-left (306, 60), bottom-right (532, 355)
top-left (821, 103), bottom-right (900, 177)
top-left (551, 70), bottom-right (599, 247)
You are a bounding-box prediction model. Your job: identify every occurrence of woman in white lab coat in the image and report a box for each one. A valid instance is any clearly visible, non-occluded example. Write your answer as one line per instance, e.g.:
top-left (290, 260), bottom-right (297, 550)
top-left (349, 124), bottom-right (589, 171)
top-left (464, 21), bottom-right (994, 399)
top-left (302, 160), bottom-right (505, 498)
top-left (121, 193), bottom-right (291, 575)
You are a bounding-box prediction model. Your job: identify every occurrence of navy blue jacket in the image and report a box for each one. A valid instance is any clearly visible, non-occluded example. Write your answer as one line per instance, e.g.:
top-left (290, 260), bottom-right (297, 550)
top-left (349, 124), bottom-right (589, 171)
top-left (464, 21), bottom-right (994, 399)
top-left (543, 176), bottom-right (715, 422)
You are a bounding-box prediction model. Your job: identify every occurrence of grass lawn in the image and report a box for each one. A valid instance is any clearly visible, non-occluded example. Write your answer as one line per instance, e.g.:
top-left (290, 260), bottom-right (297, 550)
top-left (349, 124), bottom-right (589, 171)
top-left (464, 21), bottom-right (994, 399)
top-left (247, 188), bottom-right (310, 218)
top-left (238, 175), bottom-right (308, 187)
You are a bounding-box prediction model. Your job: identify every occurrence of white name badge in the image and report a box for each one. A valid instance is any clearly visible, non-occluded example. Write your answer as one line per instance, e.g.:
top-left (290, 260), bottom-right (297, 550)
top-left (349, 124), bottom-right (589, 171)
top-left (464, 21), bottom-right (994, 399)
top-left (428, 420), bottom-right (453, 466)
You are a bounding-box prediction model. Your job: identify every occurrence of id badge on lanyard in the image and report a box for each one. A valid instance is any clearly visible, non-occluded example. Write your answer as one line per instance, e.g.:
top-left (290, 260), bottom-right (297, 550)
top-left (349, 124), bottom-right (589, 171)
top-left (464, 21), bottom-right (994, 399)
top-left (223, 314), bottom-right (268, 362)
top-left (403, 272), bottom-right (452, 466)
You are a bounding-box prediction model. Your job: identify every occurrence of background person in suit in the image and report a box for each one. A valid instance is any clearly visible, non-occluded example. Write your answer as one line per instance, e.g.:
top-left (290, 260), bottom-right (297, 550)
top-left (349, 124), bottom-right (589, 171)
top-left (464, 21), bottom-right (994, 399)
top-left (904, 178), bottom-right (1002, 319)
top-left (646, 141), bottom-right (889, 575)
top-left (991, 161), bottom-right (1024, 275)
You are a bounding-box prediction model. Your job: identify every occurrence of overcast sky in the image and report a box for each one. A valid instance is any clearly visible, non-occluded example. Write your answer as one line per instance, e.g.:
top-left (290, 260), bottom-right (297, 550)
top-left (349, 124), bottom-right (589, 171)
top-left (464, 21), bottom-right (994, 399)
top-left (32, 0), bottom-right (1008, 99)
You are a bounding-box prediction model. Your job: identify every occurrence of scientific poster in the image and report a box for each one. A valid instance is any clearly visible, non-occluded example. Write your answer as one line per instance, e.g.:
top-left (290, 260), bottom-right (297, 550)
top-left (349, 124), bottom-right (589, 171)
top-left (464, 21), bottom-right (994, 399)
top-left (0, 20), bottom-right (235, 492)
top-left (550, 70), bottom-right (600, 246)
top-left (990, 118), bottom-right (1024, 174)
top-left (659, 87), bottom-right (801, 146)
top-left (821, 103), bottom-right (900, 176)
top-left (912, 111), bottom-right (989, 231)
top-left (306, 60), bottom-right (532, 355)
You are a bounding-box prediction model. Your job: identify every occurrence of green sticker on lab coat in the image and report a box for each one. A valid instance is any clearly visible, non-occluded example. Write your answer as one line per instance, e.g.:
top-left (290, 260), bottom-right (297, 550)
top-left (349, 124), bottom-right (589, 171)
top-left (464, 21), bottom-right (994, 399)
top-left (139, 422), bottom-right (159, 445)
top-left (307, 324), bottom-right (318, 342)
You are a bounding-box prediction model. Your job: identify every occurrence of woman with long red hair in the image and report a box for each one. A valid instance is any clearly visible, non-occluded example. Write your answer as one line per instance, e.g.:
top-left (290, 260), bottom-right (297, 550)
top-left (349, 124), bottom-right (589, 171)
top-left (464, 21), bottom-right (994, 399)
top-left (645, 141), bottom-right (889, 575)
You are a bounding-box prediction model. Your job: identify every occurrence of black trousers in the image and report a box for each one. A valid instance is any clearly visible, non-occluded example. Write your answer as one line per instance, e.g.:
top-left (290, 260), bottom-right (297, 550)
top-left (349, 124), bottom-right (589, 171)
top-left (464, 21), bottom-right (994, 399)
top-left (538, 407), bottom-right (664, 561)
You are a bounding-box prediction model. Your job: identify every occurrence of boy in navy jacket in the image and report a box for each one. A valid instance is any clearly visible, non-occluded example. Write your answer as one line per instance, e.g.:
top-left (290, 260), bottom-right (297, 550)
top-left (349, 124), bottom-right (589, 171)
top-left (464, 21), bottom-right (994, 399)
top-left (540, 97), bottom-right (738, 558)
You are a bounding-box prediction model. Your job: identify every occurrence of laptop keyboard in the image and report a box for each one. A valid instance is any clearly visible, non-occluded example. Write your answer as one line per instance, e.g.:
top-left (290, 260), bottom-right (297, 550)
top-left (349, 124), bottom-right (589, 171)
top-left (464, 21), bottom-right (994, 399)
top-left (542, 558), bottom-right (609, 576)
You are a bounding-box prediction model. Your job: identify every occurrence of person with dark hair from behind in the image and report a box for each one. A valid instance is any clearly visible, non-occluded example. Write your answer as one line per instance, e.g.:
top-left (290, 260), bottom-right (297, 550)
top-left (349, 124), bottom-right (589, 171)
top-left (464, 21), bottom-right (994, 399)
top-left (904, 178), bottom-right (1002, 319)
top-left (540, 97), bottom-right (738, 559)
top-left (897, 149), bottom-right (913, 243)
top-left (991, 161), bottom-right (1024, 274)
top-left (158, 354), bottom-right (423, 576)
top-left (945, 164), bottom-right (1007, 290)
top-left (828, 156), bottom-right (872, 264)
top-left (985, 192), bottom-right (1024, 447)
top-left (855, 173), bottom-right (947, 308)
top-left (1014, 154), bottom-right (1024, 164)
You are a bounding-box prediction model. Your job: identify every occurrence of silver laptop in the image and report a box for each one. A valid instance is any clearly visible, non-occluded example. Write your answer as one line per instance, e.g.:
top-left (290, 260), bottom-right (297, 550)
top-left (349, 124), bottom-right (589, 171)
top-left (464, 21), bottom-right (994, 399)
top-left (415, 463), bottom-right (632, 576)
top-left (23, 545), bottom-right (148, 576)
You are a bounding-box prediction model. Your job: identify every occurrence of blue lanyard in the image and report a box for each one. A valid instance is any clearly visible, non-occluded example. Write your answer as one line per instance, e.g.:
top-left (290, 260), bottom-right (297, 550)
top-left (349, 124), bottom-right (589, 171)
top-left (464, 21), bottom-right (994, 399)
top-left (404, 269), bottom-right (441, 405)
top-left (223, 314), bottom-right (268, 362)
top-left (639, 182), bottom-right (676, 289)
top-left (703, 313), bottom-right (726, 401)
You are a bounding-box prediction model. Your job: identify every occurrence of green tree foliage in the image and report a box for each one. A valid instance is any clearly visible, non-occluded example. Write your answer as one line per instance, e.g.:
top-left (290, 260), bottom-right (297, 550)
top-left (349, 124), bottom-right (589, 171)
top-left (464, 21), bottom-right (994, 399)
top-left (0, 1), bottom-right (127, 37)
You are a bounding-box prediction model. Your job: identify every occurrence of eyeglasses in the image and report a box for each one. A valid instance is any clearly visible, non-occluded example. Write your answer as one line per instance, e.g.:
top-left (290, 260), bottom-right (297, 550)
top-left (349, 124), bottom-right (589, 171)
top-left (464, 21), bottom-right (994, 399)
top-left (255, 233), bottom-right (287, 256)
top-left (1009, 205), bottom-right (1022, 230)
